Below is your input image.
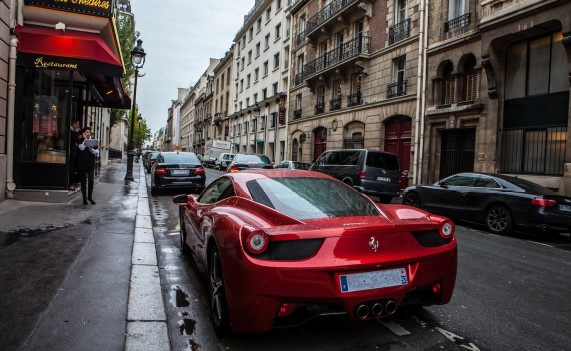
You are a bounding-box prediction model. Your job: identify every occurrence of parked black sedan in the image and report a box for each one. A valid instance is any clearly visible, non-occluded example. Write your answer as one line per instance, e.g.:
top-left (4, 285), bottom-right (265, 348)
top-left (150, 152), bottom-right (205, 196)
top-left (402, 172), bottom-right (571, 235)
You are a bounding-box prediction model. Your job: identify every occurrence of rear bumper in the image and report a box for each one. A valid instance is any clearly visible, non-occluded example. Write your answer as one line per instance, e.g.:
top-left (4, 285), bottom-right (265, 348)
top-left (514, 210), bottom-right (571, 233)
top-left (222, 248), bottom-right (457, 333)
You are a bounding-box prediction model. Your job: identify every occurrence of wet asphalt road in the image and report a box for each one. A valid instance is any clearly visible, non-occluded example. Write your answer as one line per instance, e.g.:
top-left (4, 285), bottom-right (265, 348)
top-left (147, 169), bottom-right (571, 351)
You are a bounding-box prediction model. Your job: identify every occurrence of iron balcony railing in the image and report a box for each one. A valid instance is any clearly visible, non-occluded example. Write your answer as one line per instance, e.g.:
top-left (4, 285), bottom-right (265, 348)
top-left (294, 72), bottom-right (304, 86)
top-left (315, 101), bottom-right (325, 114)
top-left (306, 0), bottom-right (357, 34)
top-left (330, 98), bottom-right (342, 111)
top-left (389, 18), bottom-right (411, 45)
top-left (444, 13), bottom-right (471, 32)
top-left (303, 36), bottom-right (371, 78)
top-left (347, 92), bottom-right (362, 107)
top-left (293, 109), bottom-right (302, 119)
top-left (296, 30), bottom-right (307, 46)
top-left (500, 126), bottom-right (567, 176)
top-left (387, 80), bottom-right (407, 98)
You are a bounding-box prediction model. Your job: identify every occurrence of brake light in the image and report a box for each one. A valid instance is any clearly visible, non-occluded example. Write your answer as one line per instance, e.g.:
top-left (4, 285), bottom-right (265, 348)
top-left (229, 164), bottom-right (239, 173)
top-left (193, 166), bottom-right (205, 175)
top-left (278, 303), bottom-right (297, 317)
top-left (531, 198), bottom-right (557, 207)
top-left (154, 167), bottom-right (168, 175)
top-left (359, 170), bottom-right (366, 179)
top-left (439, 220), bottom-right (455, 239)
top-left (241, 227), bottom-right (270, 255)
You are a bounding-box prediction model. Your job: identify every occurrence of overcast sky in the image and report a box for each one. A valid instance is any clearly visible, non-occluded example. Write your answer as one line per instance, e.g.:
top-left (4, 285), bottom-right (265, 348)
top-left (130, 0), bottom-right (254, 135)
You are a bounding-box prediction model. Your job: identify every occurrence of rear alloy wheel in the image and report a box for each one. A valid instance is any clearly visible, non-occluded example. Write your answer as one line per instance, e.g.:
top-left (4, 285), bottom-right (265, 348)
top-left (209, 247), bottom-right (229, 337)
top-left (403, 192), bottom-right (421, 208)
top-left (485, 205), bottom-right (512, 234)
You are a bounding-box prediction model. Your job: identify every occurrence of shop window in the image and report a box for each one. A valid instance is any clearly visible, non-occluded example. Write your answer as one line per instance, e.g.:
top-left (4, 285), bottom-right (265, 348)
top-left (22, 69), bottom-right (76, 164)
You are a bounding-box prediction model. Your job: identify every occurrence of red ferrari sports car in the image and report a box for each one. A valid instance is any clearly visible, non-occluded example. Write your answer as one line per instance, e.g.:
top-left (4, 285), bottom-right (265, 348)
top-left (173, 170), bottom-right (457, 335)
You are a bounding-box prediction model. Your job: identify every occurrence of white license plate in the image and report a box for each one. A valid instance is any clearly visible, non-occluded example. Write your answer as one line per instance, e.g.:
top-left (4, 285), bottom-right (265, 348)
top-left (340, 268), bottom-right (408, 293)
top-left (171, 169), bottom-right (189, 176)
top-left (558, 204), bottom-right (571, 212)
top-left (377, 176), bottom-right (390, 182)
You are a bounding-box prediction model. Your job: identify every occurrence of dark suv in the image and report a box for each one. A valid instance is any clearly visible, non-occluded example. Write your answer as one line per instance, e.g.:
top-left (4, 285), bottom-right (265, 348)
top-left (309, 149), bottom-right (400, 203)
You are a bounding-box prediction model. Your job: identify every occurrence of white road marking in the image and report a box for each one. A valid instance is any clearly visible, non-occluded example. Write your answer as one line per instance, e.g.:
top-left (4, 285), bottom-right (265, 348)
top-left (168, 231), bottom-right (179, 236)
top-left (526, 240), bottom-right (553, 248)
top-left (378, 320), bottom-right (411, 336)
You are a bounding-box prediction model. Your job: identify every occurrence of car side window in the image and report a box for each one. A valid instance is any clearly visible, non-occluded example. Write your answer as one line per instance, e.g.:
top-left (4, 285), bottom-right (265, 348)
top-left (475, 176), bottom-right (501, 188)
top-left (198, 178), bottom-right (234, 204)
top-left (441, 174), bottom-right (477, 187)
top-left (276, 162), bottom-right (287, 168)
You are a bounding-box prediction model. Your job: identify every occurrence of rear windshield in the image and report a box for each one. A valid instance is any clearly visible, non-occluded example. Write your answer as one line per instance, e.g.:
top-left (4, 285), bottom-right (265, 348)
top-left (321, 151), bottom-right (360, 165)
top-left (247, 177), bottom-right (379, 219)
top-left (161, 153), bottom-right (201, 164)
top-left (506, 177), bottom-right (555, 195)
top-left (293, 162), bottom-right (311, 170)
top-left (234, 154), bottom-right (271, 164)
top-left (366, 152), bottom-right (399, 170)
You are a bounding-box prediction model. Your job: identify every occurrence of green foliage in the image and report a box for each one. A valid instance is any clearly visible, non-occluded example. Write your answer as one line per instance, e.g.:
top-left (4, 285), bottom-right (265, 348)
top-left (111, 12), bottom-right (137, 126)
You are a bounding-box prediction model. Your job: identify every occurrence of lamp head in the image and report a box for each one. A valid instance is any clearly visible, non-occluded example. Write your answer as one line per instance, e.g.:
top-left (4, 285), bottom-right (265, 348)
top-left (131, 39), bottom-right (146, 68)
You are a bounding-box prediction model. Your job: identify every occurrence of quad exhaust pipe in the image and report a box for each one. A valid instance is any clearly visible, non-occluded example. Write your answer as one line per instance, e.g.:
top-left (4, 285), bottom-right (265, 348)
top-left (355, 299), bottom-right (397, 319)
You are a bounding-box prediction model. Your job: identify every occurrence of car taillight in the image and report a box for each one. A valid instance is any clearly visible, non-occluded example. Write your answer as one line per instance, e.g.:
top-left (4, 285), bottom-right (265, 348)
top-left (154, 167), bottom-right (168, 175)
top-left (531, 197), bottom-right (557, 207)
top-left (241, 227), bottom-right (270, 255)
top-left (229, 164), bottom-right (239, 173)
top-left (439, 220), bottom-right (455, 239)
top-left (193, 166), bottom-right (205, 175)
top-left (278, 303), bottom-right (297, 317)
top-left (359, 170), bottom-right (366, 179)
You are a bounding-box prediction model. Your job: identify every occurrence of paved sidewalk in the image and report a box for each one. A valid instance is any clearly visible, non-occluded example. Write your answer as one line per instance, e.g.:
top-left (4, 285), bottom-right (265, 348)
top-left (0, 162), bottom-right (170, 350)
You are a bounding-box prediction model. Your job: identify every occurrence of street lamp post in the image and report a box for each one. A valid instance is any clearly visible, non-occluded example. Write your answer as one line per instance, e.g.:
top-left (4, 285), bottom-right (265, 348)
top-left (125, 39), bottom-right (146, 181)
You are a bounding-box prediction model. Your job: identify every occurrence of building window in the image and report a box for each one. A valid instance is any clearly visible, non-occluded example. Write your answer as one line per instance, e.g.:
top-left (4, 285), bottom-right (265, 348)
top-left (246, 74), bottom-right (251, 87)
top-left (263, 61), bottom-right (269, 76)
top-left (277, 0), bottom-right (282, 10)
top-left (240, 79), bottom-right (244, 92)
top-left (262, 88), bottom-right (267, 99)
top-left (241, 57), bottom-right (245, 69)
top-left (273, 82), bottom-right (279, 95)
top-left (254, 68), bottom-right (259, 82)
top-left (248, 50), bottom-right (252, 64)
top-left (266, 7), bottom-right (271, 21)
top-left (275, 23), bottom-right (282, 40)
top-left (274, 52), bottom-right (280, 69)
top-left (257, 17), bottom-right (262, 32)
top-left (249, 27), bottom-right (254, 41)
top-left (265, 34), bottom-right (270, 49)
top-left (253, 93), bottom-right (258, 103)
top-left (294, 94), bottom-right (302, 119)
top-left (256, 42), bottom-right (260, 57)
top-left (388, 56), bottom-right (406, 98)
top-left (500, 32), bottom-right (569, 176)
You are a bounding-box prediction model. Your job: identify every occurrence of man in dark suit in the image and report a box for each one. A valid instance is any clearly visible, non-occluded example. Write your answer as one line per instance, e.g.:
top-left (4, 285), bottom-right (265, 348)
top-left (77, 127), bottom-right (99, 205)
top-left (69, 120), bottom-right (80, 190)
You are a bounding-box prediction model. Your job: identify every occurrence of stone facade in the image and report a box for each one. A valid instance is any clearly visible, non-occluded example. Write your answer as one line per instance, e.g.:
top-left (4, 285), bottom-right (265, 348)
top-left (424, 0), bottom-right (571, 195)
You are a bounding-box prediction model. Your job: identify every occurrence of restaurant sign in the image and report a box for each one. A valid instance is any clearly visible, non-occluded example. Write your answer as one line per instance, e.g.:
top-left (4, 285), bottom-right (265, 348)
top-left (24, 0), bottom-right (114, 17)
top-left (278, 94), bottom-right (287, 125)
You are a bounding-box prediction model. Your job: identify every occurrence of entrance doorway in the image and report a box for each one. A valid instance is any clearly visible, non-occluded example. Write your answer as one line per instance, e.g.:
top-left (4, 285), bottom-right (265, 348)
top-left (384, 116), bottom-right (411, 189)
top-left (440, 128), bottom-right (476, 179)
top-left (313, 127), bottom-right (327, 161)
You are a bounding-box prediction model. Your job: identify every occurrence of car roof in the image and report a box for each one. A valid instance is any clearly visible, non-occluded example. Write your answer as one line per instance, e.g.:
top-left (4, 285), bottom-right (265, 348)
top-left (227, 169), bottom-right (331, 181)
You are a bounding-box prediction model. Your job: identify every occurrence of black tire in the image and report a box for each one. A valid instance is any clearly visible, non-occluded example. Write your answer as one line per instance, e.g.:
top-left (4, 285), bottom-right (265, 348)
top-left (485, 205), bottom-right (512, 234)
top-left (208, 247), bottom-right (229, 337)
top-left (179, 209), bottom-right (191, 256)
top-left (403, 192), bottom-right (421, 208)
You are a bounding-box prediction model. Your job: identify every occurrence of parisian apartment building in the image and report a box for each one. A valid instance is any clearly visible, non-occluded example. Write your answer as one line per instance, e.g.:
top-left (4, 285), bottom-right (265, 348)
top-left (162, 0), bottom-right (570, 195)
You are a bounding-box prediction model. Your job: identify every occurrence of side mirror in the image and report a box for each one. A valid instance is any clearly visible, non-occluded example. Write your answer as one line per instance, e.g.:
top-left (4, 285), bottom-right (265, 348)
top-left (172, 194), bottom-right (188, 205)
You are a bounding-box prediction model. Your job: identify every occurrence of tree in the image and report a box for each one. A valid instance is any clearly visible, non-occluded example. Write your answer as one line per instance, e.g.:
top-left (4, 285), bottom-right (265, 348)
top-left (111, 10), bottom-right (137, 126)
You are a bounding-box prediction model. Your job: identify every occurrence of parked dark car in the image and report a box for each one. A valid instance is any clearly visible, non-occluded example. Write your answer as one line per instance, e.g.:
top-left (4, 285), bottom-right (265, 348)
top-left (144, 151), bottom-right (160, 173)
top-left (309, 149), bottom-right (401, 203)
top-left (227, 154), bottom-right (274, 172)
top-left (402, 172), bottom-right (571, 235)
top-left (275, 160), bottom-right (312, 170)
top-left (150, 152), bottom-right (205, 196)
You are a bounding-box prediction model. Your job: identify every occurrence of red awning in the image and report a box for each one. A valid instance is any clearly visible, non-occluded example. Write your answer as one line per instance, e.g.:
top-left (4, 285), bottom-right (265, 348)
top-left (15, 25), bottom-right (124, 77)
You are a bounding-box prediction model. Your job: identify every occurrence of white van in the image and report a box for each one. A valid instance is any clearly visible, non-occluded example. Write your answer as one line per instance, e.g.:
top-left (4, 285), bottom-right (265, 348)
top-left (214, 153), bottom-right (235, 170)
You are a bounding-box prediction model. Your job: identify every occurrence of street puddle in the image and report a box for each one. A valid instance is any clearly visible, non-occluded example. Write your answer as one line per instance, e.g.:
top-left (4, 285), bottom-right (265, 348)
top-left (170, 285), bottom-right (190, 307)
top-left (178, 318), bottom-right (196, 335)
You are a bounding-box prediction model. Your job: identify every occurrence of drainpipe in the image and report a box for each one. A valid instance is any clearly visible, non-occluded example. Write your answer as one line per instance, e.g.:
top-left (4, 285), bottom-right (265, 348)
top-left (413, 0), bottom-right (429, 185)
top-left (5, 35), bottom-right (18, 198)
